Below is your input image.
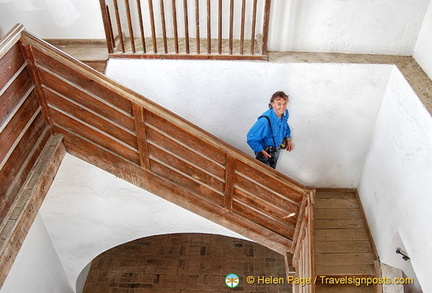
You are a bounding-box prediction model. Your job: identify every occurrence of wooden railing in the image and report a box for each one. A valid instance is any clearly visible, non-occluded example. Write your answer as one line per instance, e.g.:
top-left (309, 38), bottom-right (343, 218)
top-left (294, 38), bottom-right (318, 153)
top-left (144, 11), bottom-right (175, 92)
top-left (17, 28), bottom-right (308, 254)
top-left (99, 0), bottom-right (271, 60)
top-left (291, 189), bottom-right (316, 293)
top-left (0, 24), bottom-right (64, 289)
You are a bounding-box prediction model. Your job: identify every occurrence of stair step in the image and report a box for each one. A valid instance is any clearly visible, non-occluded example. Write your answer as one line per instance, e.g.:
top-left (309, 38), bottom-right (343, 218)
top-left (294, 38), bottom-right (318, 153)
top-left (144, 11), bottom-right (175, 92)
top-left (315, 208), bottom-right (364, 219)
top-left (316, 229), bottom-right (370, 242)
top-left (316, 253), bottom-right (375, 266)
top-left (315, 198), bottom-right (358, 209)
top-left (315, 240), bottom-right (373, 254)
top-left (315, 190), bottom-right (356, 199)
top-left (316, 218), bottom-right (366, 229)
top-left (316, 263), bottom-right (376, 276)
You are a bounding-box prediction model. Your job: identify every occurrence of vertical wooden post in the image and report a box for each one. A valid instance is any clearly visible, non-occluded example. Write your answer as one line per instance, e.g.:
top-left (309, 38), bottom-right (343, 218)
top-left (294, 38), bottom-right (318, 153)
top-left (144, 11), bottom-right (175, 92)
top-left (261, 0), bottom-right (272, 56)
top-left (223, 154), bottom-right (236, 210)
top-left (195, 0), bottom-right (200, 54)
top-left (99, 0), bottom-right (115, 53)
top-left (125, 0), bottom-right (136, 53)
top-left (250, 0), bottom-right (258, 55)
top-left (183, 0), bottom-right (190, 53)
top-left (217, 0), bottom-right (222, 54)
top-left (229, 0), bottom-right (234, 54)
top-left (240, 0), bottom-right (245, 55)
top-left (113, 0), bottom-right (125, 52)
top-left (206, 0), bottom-right (211, 54)
top-left (136, 0), bottom-right (147, 52)
top-left (160, 0), bottom-right (168, 53)
top-left (148, 0), bottom-right (158, 52)
top-left (19, 41), bottom-right (54, 130)
top-left (132, 104), bottom-right (151, 169)
top-left (172, 0), bottom-right (179, 53)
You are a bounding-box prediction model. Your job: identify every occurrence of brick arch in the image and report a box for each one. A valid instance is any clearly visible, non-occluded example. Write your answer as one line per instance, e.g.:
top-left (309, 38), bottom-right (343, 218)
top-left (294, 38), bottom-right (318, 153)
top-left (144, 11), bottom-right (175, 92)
top-left (81, 233), bottom-right (290, 293)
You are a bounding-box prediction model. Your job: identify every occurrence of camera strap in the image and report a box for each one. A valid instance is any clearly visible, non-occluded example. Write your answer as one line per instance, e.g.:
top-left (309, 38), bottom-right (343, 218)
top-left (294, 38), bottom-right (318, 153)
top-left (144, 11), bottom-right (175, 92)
top-left (258, 115), bottom-right (277, 147)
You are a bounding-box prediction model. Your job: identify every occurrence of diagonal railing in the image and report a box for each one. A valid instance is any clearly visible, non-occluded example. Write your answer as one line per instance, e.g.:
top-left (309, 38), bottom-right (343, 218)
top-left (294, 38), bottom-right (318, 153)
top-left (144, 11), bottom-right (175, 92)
top-left (19, 28), bottom-right (309, 251)
top-left (1, 24), bottom-right (313, 289)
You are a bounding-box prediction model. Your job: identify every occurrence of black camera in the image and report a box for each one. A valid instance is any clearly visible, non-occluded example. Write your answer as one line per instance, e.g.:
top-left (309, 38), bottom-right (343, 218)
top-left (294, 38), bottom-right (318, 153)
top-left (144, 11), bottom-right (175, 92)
top-left (263, 146), bottom-right (277, 164)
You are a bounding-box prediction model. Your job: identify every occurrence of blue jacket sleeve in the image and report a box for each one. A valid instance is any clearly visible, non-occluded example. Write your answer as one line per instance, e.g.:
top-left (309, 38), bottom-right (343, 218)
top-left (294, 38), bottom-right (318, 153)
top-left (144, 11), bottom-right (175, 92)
top-left (247, 118), bottom-right (269, 153)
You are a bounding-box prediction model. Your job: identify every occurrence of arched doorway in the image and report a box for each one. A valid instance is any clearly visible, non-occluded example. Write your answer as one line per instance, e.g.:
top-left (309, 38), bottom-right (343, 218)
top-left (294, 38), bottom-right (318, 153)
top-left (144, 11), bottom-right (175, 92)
top-left (82, 233), bottom-right (291, 292)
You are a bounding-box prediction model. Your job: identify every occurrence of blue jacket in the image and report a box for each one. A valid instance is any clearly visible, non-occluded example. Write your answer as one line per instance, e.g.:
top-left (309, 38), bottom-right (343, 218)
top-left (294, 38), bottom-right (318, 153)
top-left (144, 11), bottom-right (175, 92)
top-left (247, 108), bottom-right (291, 153)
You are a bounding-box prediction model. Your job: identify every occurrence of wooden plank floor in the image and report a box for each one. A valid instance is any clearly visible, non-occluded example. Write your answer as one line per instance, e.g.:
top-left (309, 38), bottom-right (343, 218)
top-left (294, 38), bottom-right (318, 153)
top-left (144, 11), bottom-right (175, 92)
top-left (315, 189), bottom-right (377, 292)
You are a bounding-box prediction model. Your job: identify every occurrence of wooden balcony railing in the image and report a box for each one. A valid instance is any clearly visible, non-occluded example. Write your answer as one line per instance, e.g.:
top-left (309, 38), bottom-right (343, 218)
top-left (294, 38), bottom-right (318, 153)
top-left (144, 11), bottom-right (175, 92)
top-left (99, 0), bottom-right (272, 60)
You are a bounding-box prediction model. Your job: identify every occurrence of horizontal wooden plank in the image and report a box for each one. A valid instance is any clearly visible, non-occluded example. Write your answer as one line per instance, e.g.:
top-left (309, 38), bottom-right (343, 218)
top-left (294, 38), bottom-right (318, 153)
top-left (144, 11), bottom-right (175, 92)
top-left (146, 126), bottom-right (225, 179)
top-left (38, 67), bottom-right (135, 132)
top-left (0, 115), bottom-right (49, 224)
top-left (30, 46), bottom-right (133, 115)
top-left (0, 43), bottom-right (25, 90)
top-left (0, 67), bottom-right (33, 127)
top-left (315, 229), bottom-right (370, 242)
top-left (236, 159), bottom-right (304, 202)
top-left (145, 112), bottom-right (226, 165)
top-left (44, 88), bottom-right (137, 149)
top-left (0, 134), bottom-right (65, 288)
top-left (315, 198), bottom-right (359, 209)
top-left (49, 108), bottom-right (140, 165)
top-left (315, 190), bottom-right (356, 199)
top-left (232, 200), bottom-right (295, 240)
top-left (0, 91), bottom-right (40, 164)
top-left (234, 172), bottom-right (300, 213)
top-left (315, 241), bottom-right (373, 254)
top-left (316, 264), bottom-right (376, 276)
top-left (149, 157), bottom-right (225, 207)
top-left (315, 208), bottom-right (364, 220)
top-left (62, 134), bottom-right (293, 254)
top-left (149, 143), bottom-right (225, 192)
top-left (316, 253), bottom-right (376, 266)
top-left (315, 219), bottom-right (366, 229)
top-left (233, 188), bottom-right (297, 228)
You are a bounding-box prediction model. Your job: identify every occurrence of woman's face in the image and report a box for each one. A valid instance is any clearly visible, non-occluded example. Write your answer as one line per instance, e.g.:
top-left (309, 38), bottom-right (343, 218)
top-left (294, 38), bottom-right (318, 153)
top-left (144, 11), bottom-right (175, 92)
top-left (271, 97), bottom-right (288, 118)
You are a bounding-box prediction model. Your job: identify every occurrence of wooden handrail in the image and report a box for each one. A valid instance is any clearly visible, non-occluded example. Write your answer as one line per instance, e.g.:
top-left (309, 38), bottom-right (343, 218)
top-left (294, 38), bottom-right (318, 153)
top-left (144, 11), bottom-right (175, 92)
top-left (19, 30), bottom-right (308, 252)
top-left (20, 30), bottom-right (305, 193)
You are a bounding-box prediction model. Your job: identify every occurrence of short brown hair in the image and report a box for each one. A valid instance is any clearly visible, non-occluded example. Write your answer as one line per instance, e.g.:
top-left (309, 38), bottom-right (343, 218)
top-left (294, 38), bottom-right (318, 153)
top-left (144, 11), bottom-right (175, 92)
top-left (269, 91), bottom-right (289, 108)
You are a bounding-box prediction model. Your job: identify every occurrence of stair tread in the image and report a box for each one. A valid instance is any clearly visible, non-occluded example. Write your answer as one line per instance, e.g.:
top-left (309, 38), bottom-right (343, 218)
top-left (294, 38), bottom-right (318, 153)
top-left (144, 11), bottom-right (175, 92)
top-left (315, 208), bottom-right (364, 219)
top-left (315, 240), bottom-right (373, 254)
top-left (315, 190), bottom-right (356, 199)
top-left (316, 218), bottom-right (366, 229)
top-left (315, 198), bottom-right (359, 209)
top-left (316, 263), bottom-right (376, 276)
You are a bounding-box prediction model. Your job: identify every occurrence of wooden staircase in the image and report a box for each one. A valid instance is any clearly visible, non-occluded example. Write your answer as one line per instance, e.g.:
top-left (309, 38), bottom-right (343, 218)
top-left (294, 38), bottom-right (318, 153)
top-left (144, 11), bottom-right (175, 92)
top-left (314, 189), bottom-right (378, 292)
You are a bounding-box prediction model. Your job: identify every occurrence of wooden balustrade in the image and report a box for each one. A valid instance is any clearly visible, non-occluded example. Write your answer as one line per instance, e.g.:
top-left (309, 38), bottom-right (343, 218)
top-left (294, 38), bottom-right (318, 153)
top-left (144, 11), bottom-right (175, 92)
top-left (99, 0), bottom-right (271, 60)
top-left (291, 189), bottom-right (316, 293)
top-left (1, 24), bottom-right (309, 289)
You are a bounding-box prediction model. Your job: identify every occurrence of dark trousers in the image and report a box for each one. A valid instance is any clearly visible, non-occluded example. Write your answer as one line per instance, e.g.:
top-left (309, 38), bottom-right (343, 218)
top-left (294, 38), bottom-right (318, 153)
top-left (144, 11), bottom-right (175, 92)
top-left (255, 149), bottom-right (280, 169)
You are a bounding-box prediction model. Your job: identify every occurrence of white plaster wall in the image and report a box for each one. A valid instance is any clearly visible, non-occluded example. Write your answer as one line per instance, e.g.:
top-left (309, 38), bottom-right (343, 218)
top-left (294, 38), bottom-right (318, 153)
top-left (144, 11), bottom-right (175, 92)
top-left (37, 154), bottom-right (249, 291)
top-left (268, 0), bottom-right (430, 55)
top-left (414, 0), bottom-right (432, 80)
top-left (358, 68), bottom-right (432, 292)
top-left (1, 0), bottom-right (430, 55)
top-left (106, 59), bottom-right (391, 187)
top-left (0, 0), bottom-right (105, 39)
top-left (0, 215), bottom-right (73, 293)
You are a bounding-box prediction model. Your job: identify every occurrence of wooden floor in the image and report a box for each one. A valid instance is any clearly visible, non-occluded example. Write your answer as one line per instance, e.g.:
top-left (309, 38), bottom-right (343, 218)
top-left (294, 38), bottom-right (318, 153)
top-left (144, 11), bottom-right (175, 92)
top-left (315, 189), bottom-right (377, 292)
